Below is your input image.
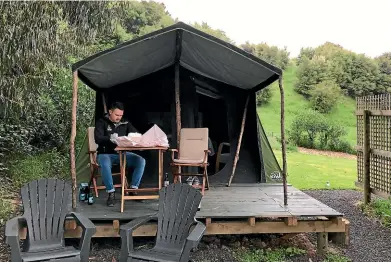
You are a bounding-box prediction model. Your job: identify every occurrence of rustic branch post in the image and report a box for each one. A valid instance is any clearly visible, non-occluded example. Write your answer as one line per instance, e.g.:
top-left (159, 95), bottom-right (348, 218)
top-left (102, 92), bottom-right (108, 114)
top-left (70, 71), bottom-right (79, 209)
top-left (173, 29), bottom-right (182, 182)
top-left (363, 109), bottom-right (371, 204)
top-left (175, 64), bottom-right (181, 150)
top-left (279, 76), bottom-right (288, 206)
top-left (175, 29), bottom-right (182, 152)
top-left (227, 94), bottom-right (250, 186)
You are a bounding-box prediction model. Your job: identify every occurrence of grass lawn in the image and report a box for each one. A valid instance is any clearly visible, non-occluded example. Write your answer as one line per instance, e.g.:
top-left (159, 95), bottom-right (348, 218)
top-left (273, 149), bottom-right (357, 190)
top-left (257, 64), bottom-right (357, 147)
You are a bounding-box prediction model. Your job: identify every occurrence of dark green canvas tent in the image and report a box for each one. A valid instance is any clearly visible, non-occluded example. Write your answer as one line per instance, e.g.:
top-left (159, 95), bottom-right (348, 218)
top-left (71, 22), bottom-right (285, 191)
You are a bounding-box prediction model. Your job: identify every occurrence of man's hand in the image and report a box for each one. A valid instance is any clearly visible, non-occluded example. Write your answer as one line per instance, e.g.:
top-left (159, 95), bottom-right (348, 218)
top-left (110, 133), bottom-right (119, 144)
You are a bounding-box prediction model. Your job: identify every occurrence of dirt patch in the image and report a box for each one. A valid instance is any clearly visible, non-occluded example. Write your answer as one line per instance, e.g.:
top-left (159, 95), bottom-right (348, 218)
top-left (85, 233), bottom-right (330, 262)
top-left (297, 147), bottom-right (356, 160)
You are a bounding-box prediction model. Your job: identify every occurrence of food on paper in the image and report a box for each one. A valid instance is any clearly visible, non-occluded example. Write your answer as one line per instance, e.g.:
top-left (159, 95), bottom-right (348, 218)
top-left (114, 124), bottom-right (169, 148)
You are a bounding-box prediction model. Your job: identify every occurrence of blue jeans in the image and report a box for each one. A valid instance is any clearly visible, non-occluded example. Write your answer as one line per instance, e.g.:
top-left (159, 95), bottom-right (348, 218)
top-left (97, 152), bottom-right (146, 193)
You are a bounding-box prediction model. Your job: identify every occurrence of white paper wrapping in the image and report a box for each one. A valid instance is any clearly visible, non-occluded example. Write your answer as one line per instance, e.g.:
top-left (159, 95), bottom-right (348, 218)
top-left (114, 124), bottom-right (169, 148)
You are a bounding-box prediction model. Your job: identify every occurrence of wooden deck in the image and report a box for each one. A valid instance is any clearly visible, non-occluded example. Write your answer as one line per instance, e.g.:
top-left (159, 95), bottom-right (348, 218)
top-left (19, 183), bottom-right (349, 249)
top-left (75, 183), bottom-right (342, 220)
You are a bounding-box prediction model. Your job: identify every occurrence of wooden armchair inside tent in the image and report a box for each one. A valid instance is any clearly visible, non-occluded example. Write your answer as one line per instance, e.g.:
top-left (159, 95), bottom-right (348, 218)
top-left (88, 127), bottom-right (126, 197)
top-left (170, 128), bottom-right (210, 195)
top-left (215, 142), bottom-right (231, 173)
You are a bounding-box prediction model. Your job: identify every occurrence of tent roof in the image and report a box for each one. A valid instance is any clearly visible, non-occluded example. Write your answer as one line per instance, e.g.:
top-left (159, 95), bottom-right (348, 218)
top-left (72, 22), bottom-right (282, 92)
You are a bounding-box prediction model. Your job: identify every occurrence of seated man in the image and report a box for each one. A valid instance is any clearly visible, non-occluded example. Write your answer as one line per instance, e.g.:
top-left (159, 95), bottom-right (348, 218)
top-left (94, 102), bottom-right (146, 207)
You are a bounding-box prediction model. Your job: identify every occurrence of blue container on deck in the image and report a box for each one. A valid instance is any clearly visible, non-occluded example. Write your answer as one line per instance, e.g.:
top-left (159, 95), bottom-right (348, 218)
top-left (79, 182), bottom-right (89, 202)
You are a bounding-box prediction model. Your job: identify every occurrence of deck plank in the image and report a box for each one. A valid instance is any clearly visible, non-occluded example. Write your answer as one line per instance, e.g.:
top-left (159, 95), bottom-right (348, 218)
top-left (74, 184), bottom-right (342, 220)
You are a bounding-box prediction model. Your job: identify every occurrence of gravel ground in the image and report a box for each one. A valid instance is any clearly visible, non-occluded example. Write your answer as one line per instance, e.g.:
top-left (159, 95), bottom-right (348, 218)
top-left (2, 190), bottom-right (391, 262)
top-left (305, 190), bottom-right (391, 262)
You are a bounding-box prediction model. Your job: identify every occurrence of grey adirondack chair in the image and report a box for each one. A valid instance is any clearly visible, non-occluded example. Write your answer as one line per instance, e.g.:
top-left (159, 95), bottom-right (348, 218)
top-left (5, 178), bottom-right (96, 262)
top-left (119, 183), bottom-right (206, 262)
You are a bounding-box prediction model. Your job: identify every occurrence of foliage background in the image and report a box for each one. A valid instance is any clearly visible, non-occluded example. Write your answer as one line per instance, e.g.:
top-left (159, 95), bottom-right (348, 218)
top-left (0, 0), bottom-right (390, 187)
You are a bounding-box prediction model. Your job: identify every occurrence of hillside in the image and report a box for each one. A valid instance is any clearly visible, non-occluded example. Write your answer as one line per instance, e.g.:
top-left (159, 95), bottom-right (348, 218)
top-left (257, 64), bottom-right (357, 150)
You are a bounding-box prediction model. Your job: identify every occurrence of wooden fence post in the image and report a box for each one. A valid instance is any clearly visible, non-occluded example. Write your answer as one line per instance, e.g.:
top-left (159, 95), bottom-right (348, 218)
top-left (363, 109), bottom-right (371, 204)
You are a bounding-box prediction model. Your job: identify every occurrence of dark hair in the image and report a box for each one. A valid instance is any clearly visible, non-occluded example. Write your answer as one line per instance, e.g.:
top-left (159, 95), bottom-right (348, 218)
top-left (110, 101), bottom-right (124, 111)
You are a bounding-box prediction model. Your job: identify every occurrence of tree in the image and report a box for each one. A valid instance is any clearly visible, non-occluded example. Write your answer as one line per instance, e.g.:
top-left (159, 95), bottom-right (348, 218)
top-left (0, 1), bottom-right (128, 118)
top-left (309, 80), bottom-right (341, 113)
top-left (241, 42), bottom-right (290, 70)
top-left (338, 53), bottom-right (381, 96)
top-left (0, 1), bottom-right (135, 174)
top-left (122, 1), bottom-right (174, 37)
top-left (295, 56), bottom-right (330, 96)
top-left (376, 52), bottom-right (391, 75)
top-left (296, 47), bottom-right (315, 65)
top-left (191, 22), bottom-right (235, 44)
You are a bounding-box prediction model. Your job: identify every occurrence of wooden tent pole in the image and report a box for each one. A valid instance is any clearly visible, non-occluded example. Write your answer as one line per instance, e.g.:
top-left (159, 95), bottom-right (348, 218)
top-left (279, 76), bottom-right (288, 206)
top-left (227, 94), bottom-right (250, 187)
top-left (175, 29), bottom-right (182, 152)
top-left (102, 92), bottom-right (108, 114)
top-left (70, 71), bottom-right (79, 209)
top-left (175, 63), bottom-right (181, 150)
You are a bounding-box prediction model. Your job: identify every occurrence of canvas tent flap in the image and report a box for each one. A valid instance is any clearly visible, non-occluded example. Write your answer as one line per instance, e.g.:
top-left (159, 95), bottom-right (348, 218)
top-left (72, 22), bottom-right (281, 91)
top-left (77, 30), bottom-right (177, 89)
top-left (256, 115), bottom-right (283, 183)
top-left (180, 31), bottom-right (274, 89)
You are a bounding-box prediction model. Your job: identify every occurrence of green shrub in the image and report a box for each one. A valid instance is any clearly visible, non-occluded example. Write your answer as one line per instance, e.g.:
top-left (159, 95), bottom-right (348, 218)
top-left (8, 150), bottom-right (69, 188)
top-left (0, 199), bottom-right (15, 225)
top-left (234, 247), bottom-right (306, 262)
top-left (360, 198), bottom-right (391, 228)
top-left (324, 253), bottom-right (352, 262)
top-left (288, 109), bottom-right (328, 148)
top-left (309, 80), bottom-right (341, 113)
top-left (294, 56), bottom-right (330, 96)
top-left (256, 88), bottom-right (272, 105)
top-left (288, 110), bottom-right (353, 153)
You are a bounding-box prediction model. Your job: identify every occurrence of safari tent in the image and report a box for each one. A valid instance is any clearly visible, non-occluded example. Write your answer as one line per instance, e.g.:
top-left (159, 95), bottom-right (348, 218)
top-left (70, 22), bottom-right (287, 208)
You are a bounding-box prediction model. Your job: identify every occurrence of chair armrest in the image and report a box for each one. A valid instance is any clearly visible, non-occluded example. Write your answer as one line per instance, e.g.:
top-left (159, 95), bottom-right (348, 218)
top-left (89, 152), bottom-right (99, 167)
top-left (217, 142), bottom-right (230, 156)
top-left (180, 221), bottom-right (206, 261)
top-left (5, 216), bottom-right (25, 262)
top-left (69, 212), bottom-right (96, 262)
top-left (119, 214), bottom-right (156, 261)
top-left (186, 221), bottom-right (206, 248)
top-left (203, 150), bottom-right (210, 163)
top-left (70, 212), bottom-right (96, 230)
top-left (170, 148), bottom-right (178, 162)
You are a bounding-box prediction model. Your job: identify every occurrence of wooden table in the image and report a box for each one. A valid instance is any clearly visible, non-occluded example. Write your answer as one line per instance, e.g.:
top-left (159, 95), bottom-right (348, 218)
top-left (115, 146), bottom-right (168, 213)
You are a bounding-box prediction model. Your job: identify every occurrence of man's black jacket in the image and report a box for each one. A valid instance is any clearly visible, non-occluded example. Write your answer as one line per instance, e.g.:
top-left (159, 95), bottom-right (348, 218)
top-left (94, 114), bottom-right (138, 154)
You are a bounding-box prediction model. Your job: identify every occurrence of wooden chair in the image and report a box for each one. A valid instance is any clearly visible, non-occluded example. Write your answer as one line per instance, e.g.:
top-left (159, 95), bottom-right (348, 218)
top-left (170, 128), bottom-right (210, 195)
top-left (119, 183), bottom-right (206, 262)
top-left (5, 178), bottom-right (96, 262)
top-left (88, 127), bottom-right (124, 197)
top-left (215, 142), bottom-right (230, 173)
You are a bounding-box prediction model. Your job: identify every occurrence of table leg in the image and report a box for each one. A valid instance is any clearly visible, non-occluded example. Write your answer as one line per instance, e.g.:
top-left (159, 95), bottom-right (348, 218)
top-left (158, 150), bottom-right (162, 189)
top-left (120, 151), bottom-right (126, 213)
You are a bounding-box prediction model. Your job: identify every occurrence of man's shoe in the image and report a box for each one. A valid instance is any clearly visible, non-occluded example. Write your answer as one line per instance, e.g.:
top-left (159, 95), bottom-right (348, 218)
top-left (186, 176), bottom-right (194, 185)
top-left (193, 177), bottom-right (200, 186)
top-left (107, 192), bottom-right (115, 207)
